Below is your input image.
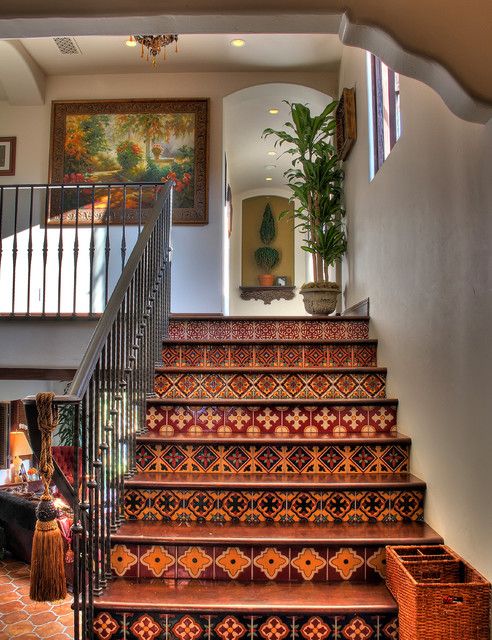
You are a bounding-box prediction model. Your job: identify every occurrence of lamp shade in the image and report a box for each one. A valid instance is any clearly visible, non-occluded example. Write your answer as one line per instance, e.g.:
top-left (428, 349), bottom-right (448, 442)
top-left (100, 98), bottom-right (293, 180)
top-left (10, 430), bottom-right (33, 457)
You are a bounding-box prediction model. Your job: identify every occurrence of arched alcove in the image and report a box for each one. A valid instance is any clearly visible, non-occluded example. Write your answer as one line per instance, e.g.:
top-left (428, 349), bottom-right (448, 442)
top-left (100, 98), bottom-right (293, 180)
top-left (223, 83), bottom-right (333, 315)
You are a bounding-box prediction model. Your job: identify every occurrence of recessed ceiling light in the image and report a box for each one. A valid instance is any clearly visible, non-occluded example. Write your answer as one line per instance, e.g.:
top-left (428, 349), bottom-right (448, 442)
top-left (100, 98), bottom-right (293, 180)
top-left (265, 177), bottom-right (273, 181)
top-left (125, 35), bottom-right (137, 48)
top-left (267, 151), bottom-right (277, 156)
top-left (230, 39), bottom-right (246, 48)
top-left (268, 108), bottom-right (279, 115)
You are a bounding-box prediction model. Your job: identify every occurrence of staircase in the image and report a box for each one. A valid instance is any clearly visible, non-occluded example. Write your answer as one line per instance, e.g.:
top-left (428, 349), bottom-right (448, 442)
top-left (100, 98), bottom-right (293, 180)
top-left (92, 315), bottom-right (442, 640)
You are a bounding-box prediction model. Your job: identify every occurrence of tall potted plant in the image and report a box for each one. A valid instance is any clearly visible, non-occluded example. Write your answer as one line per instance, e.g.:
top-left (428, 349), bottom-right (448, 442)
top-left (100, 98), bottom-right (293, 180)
top-left (263, 101), bottom-right (346, 315)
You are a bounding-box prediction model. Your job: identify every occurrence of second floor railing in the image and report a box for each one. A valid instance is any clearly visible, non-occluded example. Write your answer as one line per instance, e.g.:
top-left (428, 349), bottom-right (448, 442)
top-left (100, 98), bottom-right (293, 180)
top-left (24, 181), bottom-right (172, 638)
top-left (0, 182), bottom-right (165, 317)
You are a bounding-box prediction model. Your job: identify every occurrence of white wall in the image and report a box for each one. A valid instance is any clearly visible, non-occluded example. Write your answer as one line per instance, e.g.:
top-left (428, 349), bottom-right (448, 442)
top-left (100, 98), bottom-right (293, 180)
top-left (339, 47), bottom-right (492, 580)
top-left (0, 70), bottom-right (336, 314)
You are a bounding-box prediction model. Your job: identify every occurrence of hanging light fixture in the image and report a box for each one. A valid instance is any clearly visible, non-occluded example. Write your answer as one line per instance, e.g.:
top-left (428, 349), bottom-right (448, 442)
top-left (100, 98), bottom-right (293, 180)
top-left (126, 34), bottom-right (179, 65)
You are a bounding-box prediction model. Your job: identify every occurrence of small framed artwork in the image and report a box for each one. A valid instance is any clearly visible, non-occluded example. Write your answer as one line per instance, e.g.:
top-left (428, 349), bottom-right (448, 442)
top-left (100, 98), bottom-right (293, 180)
top-left (0, 137), bottom-right (16, 176)
top-left (336, 88), bottom-right (357, 161)
top-left (275, 275), bottom-right (289, 287)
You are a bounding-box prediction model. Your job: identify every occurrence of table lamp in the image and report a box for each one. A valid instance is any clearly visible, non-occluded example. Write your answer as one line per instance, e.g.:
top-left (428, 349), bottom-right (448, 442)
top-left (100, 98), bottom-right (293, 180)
top-left (10, 429), bottom-right (33, 483)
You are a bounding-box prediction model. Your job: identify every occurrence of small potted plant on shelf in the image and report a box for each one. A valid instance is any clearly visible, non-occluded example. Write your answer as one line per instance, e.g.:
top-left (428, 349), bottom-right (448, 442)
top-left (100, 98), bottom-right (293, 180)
top-left (263, 101), bottom-right (346, 315)
top-left (255, 246), bottom-right (280, 286)
top-left (254, 202), bottom-right (280, 286)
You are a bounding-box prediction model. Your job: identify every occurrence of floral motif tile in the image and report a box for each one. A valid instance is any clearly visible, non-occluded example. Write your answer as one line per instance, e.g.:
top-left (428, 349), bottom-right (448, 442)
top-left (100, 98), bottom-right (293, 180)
top-left (154, 371), bottom-right (387, 400)
top-left (161, 342), bottom-right (378, 369)
top-left (146, 403), bottom-right (399, 437)
top-left (91, 612), bottom-right (398, 640)
top-left (124, 486), bottom-right (419, 523)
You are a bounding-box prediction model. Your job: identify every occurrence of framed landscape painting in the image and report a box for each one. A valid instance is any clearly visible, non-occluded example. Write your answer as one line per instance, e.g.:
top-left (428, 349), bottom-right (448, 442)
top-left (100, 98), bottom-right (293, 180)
top-left (48, 98), bottom-right (208, 225)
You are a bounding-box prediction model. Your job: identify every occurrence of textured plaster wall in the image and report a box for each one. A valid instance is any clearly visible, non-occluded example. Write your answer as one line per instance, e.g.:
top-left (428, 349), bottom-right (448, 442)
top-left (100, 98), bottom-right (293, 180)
top-left (339, 46), bottom-right (492, 580)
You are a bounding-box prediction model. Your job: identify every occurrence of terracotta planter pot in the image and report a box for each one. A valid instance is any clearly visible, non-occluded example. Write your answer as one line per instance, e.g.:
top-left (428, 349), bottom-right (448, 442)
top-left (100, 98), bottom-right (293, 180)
top-left (300, 283), bottom-right (340, 315)
top-left (258, 274), bottom-right (275, 287)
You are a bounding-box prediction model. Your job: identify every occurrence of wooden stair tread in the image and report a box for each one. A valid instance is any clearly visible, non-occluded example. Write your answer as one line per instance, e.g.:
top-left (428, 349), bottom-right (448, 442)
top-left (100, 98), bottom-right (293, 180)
top-left (147, 397), bottom-right (398, 406)
top-left (126, 471), bottom-right (425, 489)
top-left (136, 432), bottom-right (411, 445)
top-left (155, 367), bottom-right (387, 374)
top-left (94, 579), bottom-right (395, 613)
top-left (170, 315), bottom-right (369, 322)
top-left (112, 520), bottom-right (442, 546)
top-left (164, 338), bottom-right (376, 344)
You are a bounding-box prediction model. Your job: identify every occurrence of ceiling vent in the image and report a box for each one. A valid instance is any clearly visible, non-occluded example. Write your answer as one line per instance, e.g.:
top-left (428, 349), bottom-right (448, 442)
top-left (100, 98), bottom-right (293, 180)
top-left (53, 37), bottom-right (81, 55)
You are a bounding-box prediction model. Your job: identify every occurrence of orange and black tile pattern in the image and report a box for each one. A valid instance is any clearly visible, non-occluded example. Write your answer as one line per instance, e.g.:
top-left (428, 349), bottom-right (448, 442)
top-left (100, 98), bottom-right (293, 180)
top-left (123, 486), bottom-right (425, 523)
top-left (146, 403), bottom-right (399, 438)
top-left (0, 557), bottom-right (74, 639)
top-left (93, 610), bottom-right (398, 640)
top-left (162, 342), bottom-right (378, 369)
top-left (135, 442), bottom-right (410, 474)
top-left (168, 318), bottom-right (370, 341)
top-left (154, 371), bottom-right (387, 400)
top-left (110, 542), bottom-right (388, 583)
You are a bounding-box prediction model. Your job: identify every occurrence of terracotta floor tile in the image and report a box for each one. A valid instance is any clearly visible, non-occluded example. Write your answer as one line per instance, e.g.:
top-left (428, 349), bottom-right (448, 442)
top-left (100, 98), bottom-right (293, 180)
top-left (30, 611), bottom-right (58, 626)
top-left (0, 599), bottom-right (20, 613)
top-left (1, 611), bottom-right (30, 625)
top-left (0, 592), bottom-right (18, 603)
top-left (56, 613), bottom-right (74, 627)
top-left (7, 621), bottom-right (36, 637)
top-left (1, 558), bottom-right (74, 640)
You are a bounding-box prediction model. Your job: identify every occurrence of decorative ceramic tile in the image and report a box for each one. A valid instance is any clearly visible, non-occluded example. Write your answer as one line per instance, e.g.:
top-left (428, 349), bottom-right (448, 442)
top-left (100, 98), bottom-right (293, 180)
top-left (136, 442), bottom-right (409, 475)
top-left (140, 545), bottom-right (176, 579)
top-left (146, 403), bottom-right (398, 437)
top-left (92, 611), bottom-right (397, 640)
top-left (215, 546), bottom-right (252, 580)
top-left (161, 342), bottom-right (378, 369)
top-left (110, 544), bottom-right (139, 577)
top-left (177, 546), bottom-right (214, 579)
top-left (109, 543), bottom-right (395, 583)
top-left (154, 371), bottom-right (387, 400)
top-left (328, 547), bottom-right (365, 581)
top-left (168, 318), bottom-right (370, 341)
top-left (93, 611), bottom-right (120, 639)
top-left (339, 614), bottom-right (378, 639)
top-left (124, 486), bottom-right (422, 523)
top-left (253, 547), bottom-right (290, 580)
top-left (290, 547), bottom-right (327, 581)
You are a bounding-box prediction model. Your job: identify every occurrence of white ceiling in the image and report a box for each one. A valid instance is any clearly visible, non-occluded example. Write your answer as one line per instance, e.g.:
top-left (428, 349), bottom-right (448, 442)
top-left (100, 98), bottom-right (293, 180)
top-left (20, 33), bottom-right (342, 75)
top-left (224, 83), bottom-right (333, 195)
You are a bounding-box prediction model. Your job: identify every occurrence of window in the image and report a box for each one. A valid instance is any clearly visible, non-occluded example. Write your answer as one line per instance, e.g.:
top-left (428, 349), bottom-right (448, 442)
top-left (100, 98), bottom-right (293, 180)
top-left (367, 53), bottom-right (401, 177)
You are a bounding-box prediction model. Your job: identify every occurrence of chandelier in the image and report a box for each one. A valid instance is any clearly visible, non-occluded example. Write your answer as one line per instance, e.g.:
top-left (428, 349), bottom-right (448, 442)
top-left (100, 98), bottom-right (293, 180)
top-left (126, 35), bottom-right (179, 65)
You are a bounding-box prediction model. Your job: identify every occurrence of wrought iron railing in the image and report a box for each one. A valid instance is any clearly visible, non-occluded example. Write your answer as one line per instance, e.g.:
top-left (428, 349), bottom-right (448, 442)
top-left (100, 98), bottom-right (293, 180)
top-left (0, 182), bottom-right (165, 317)
top-left (24, 182), bottom-right (172, 638)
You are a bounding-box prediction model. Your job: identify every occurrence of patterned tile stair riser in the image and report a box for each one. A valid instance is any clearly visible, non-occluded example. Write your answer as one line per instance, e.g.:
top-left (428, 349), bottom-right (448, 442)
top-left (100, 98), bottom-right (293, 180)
top-left (93, 611), bottom-right (399, 640)
top-left (135, 442), bottom-right (410, 475)
top-left (109, 542), bottom-right (389, 582)
top-left (123, 486), bottom-right (425, 523)
top-left (154, 370), bottom-right (387, 400)
top-left (146, 403), bottom-right (399, 438)
top-left (162, 342), bottom-right (378, 369)
top-left (168, 318), bottom-right (370, 341)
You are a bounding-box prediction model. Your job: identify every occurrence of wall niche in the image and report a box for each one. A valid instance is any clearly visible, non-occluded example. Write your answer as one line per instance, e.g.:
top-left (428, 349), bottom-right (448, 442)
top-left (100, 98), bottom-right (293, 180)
top-left (240, 195), bottom-right (295, 304)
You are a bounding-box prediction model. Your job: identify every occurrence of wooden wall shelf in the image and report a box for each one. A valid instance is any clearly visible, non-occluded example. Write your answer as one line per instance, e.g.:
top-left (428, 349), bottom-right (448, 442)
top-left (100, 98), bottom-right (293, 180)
top-left (239, 286), bottom-right (296, 305)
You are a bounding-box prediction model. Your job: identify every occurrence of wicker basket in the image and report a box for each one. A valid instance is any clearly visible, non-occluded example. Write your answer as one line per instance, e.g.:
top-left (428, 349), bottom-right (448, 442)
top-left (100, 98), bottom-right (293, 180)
top-left (386, 545), bottom-right (491, 640)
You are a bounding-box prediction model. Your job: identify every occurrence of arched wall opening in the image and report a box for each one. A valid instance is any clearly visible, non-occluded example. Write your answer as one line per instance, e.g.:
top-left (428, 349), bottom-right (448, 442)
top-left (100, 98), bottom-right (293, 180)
top-left (223, 82), bottom-right (334, 315)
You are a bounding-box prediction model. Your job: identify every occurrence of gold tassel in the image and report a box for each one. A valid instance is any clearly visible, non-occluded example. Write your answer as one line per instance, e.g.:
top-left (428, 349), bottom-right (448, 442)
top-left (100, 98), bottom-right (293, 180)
top-left (29, 392), bottom-right (67, 602)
